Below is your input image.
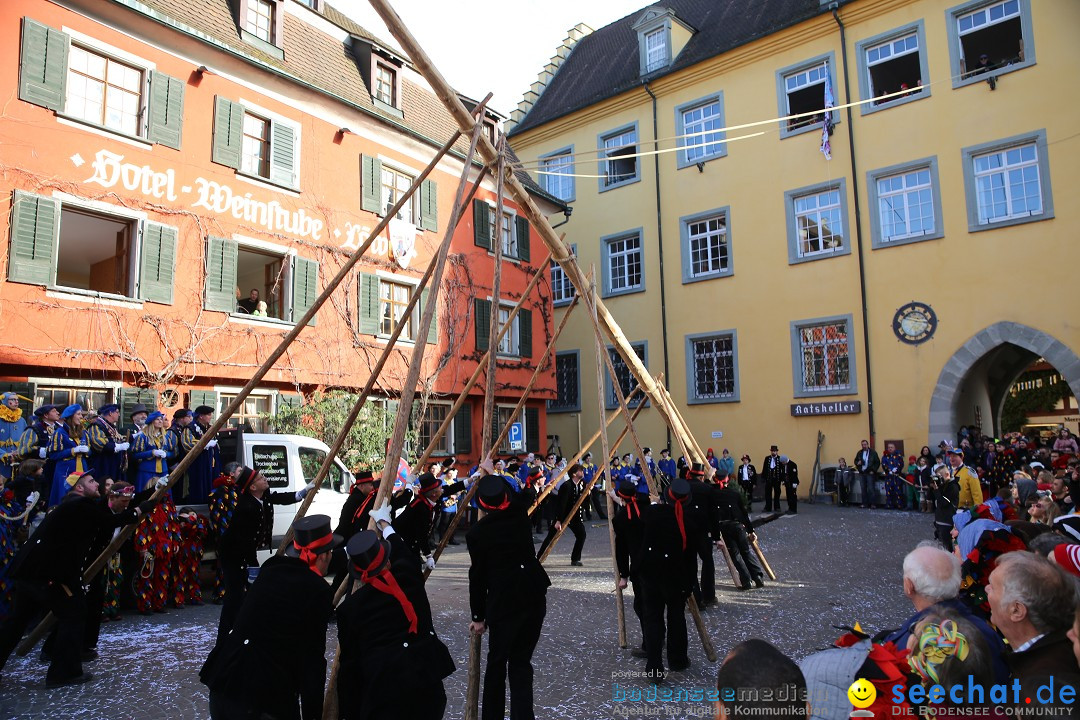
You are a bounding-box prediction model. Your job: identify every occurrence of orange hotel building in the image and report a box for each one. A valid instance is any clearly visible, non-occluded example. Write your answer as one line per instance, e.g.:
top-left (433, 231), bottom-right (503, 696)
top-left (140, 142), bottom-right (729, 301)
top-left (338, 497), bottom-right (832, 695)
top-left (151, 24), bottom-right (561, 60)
top-left (0, 0), bottom-right (565, 464)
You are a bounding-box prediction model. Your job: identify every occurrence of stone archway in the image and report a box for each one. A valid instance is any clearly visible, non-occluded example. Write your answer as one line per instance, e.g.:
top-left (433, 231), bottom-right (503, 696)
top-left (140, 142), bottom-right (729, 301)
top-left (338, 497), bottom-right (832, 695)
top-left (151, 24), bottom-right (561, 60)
top-left (927, 322), bottom-right (1080, 444)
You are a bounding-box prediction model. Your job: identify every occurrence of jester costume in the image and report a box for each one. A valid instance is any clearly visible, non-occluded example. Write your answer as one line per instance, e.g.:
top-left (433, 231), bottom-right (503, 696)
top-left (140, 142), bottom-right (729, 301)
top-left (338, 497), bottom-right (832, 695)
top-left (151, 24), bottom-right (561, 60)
top-left (954, 513), bottom-right (1026, 621)
top-left (208, 473), bottom-right (239, 602)
top-left (0, 489), bottom-right (29, 620)
top-left (102, 551), bottom-right (125, 621)
top-left (131, 431), bottom-right (176, 493)
top-left (133, 496), bottom-right (181, 613)
top-left (171, 511), bottom-right (207, 607)
top-left (0, 398), bottom-right (27, 480)
top-left (881, 450), bottom-right (906, 509)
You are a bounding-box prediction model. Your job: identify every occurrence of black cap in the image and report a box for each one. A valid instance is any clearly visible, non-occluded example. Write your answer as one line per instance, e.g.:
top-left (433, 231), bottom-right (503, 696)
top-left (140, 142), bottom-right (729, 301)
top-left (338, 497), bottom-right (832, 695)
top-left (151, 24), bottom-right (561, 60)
top-left (34, 404), bottom-right (59, 418)
top-left (346, 530), bottom-right (389, 574)
top-left (616, 480), bottom-right (638, 499)
top-left (284, 514), bottom-right (343, 559)
top-left (477, 475), bottom-right (509, 511)
top-left (667, 477), bottom-right (691, 502)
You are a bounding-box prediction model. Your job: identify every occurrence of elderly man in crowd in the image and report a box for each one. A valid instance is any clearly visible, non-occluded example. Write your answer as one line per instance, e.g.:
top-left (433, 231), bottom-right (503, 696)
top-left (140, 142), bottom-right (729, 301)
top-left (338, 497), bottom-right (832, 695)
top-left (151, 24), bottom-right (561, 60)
top-left (881, 543), bottom-right (1008, 682)
top-left (986, 551), bottom-right (1080, 710)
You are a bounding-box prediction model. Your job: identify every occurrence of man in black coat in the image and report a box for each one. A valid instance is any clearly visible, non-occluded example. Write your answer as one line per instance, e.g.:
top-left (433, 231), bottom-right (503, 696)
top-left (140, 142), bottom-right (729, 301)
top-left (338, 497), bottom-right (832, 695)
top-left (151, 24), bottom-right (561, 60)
top-left (612, 479), bottom-right (647, 656)
top-left (536, 463), bottom-right (586, 565)
top-left (201, 514), bottom-right (339, 720)
top-left (467, 472), bottom-right (551, 720)
top-left (933, 465), bottom-right (960, 551)
top-left (329, 470), bottom-right (377, 593)
top-left (637, 477), bottom-right (699, 683)
top-left (713, 475), bottom-right (764, 590)
top-left (0, 471), bottom-right (159, 686)
top-left (391, 471), bottom-right (466, 570)
top-left (215, 466), bottom-right (312, 644)
top-left (337, 507), bottom-right (455, 720)
top-left (761, 445), bottom-right (783, 513)
top-left (685, 463), bottom-right (720, 606)
top-left (779, 454), bottom-right (799, 514)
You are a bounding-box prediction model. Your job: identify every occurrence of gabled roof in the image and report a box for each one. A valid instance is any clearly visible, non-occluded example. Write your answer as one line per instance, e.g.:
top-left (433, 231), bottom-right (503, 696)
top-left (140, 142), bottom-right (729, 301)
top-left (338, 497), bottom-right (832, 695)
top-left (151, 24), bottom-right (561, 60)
top-left (508, 0), bottom-right (843, 137)
top-left (106, 0), bottom-right (563, 206)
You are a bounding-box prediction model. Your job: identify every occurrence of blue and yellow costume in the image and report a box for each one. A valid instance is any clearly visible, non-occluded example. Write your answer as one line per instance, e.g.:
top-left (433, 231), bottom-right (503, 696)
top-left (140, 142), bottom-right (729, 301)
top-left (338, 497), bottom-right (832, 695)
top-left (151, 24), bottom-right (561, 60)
top-left (180, 412), bottom-right (218, 504)
top-left (131, 412), bottom-right (176, 493)
top-left (47, 406), bottom-right (89, 506)
top-left (83, 405), bottom-right (128, 484)
top-left (0, 393), bottom-right (28, 480)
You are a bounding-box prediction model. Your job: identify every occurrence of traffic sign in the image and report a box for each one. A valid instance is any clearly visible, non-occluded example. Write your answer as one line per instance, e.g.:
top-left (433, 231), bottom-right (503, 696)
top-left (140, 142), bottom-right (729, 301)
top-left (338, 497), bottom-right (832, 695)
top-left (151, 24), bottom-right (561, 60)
top-left (508, 422), bottom-right (523, 450)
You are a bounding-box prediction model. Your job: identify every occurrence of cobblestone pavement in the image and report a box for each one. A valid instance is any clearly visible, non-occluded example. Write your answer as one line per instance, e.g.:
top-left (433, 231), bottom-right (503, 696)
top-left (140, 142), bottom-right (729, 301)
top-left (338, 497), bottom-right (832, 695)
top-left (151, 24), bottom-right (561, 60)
top-left (0, 502), bottom-right (936, 719)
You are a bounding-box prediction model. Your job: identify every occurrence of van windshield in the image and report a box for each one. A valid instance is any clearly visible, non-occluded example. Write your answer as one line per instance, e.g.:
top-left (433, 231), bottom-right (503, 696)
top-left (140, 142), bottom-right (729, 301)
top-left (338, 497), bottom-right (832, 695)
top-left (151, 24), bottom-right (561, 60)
top-left (298, 447), bottom-right (344, 492)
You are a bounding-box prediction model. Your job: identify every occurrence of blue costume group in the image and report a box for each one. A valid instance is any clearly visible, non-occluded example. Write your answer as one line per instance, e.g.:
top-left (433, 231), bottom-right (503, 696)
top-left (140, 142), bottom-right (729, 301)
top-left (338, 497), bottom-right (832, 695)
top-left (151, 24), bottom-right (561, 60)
top-left (0, 392), bottom-right (28, 481)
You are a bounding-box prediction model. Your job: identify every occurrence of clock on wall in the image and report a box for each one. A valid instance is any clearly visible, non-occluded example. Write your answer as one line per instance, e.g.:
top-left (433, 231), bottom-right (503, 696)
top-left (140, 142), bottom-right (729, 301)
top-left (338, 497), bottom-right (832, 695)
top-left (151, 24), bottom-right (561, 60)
top-left (893, 302), bottom-right (937, 344)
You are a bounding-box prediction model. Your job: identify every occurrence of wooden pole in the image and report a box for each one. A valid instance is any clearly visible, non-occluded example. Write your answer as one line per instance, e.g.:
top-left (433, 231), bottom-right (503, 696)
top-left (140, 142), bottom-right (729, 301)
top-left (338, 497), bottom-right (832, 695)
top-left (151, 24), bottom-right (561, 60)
top-left (527, 388), bottom-right (643, 518)
top-left (687, 595), bottom-right (718, 662)
top-left (14, 115), bottom-right (466, 661)
top-left (591, 281), bottom-right (626, 649)
top-left (425, 294), bottom-right (580, 573)
top-left (752, 536), bottom-right (778, 581)
top-left (466, 623), bottom-right (482, 720)
top-left (411, 252), bottom-right (552, 475)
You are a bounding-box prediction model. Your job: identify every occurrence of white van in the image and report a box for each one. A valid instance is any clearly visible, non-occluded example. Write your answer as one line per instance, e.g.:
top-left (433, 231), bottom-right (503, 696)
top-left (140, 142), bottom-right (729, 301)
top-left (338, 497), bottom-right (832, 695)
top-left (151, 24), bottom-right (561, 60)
top-left (207, 427), bottom-right (354, 546)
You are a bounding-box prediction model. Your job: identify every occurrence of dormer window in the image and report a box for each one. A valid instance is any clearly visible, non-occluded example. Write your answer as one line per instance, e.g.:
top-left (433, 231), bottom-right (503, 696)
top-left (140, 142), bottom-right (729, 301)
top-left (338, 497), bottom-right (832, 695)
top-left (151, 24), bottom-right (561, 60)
top-left (351, 36), bottom-right (405, 117)
top-left (374, 61), bottom-right (396, 106)
top-left (237, 0), bottom-right (284, 59)
top-left (632, 6), bottom-right (694, 77)
top-left (244, 0), bottom-right (274, 42)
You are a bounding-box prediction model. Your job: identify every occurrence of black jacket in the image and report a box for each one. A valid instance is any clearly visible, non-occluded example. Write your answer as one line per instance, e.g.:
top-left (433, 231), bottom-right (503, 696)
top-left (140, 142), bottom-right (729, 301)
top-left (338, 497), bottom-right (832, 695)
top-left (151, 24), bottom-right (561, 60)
top-left (336, 533), bottom-right (455, 720)
top-left (1005, 630), bottom-right (1080, 711)
top-left (200, 555), bottom-right (332, 720)
top-left (466, 489), bottom-right (550, 623)
top-left (636, 501), bottom-right (699, 593)
top-left (761, 454), bottom-right (782, 481)
top-left (218, 489), bottom-right (299, 567)
top-left (934, 478), bottom-right (960, 526)
top-left (12, 492), bottom-right (144, 588)
top-left (334, 487), bottom-right (377, 541)
top-left (714, 485), bottom-right (753, 532)
top-left (393, 481), bottom-right (465, 559)
top-left (686, 478), bottom-right (719, 540)
top-left (612, 499), bottom-right (645, 580)
top-left (780, 460), bottom-right (799, 486)
top-left (556, 479), bottom-right (586, 526)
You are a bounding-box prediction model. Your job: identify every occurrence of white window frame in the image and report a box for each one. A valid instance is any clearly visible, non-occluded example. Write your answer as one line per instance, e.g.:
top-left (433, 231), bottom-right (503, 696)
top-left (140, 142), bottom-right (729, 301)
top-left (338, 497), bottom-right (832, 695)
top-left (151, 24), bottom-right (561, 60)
top-left (381, 162), bottom-right (417, 224)
top-left (867, 157), bottom-right (944, 249)
top-left (230, 235), bottom-right (296, 325)
top-left (680, 207), bottom-right (732, 283)
top-left (597, 123), bottom-right (640, 192)
top-left (416, 400), bottom-right (452, 455)
top-left (216, 386), bottom-right (276, 432)
top-left (551, 243), bottom-right (576, 307)
top-left (686, 330), bottom-right (740, 404)
top-left (237, 98), bottom-right (302, 190)
top-left (676, 93), bottom-right (726, 168)
top-left (644, 28), bottom-right (667, 73)
top-left (495, 301), bottom-right (520, 357)
top-left (789, 315), bottom-right (858, 398)
top-left (487, 206), bottom-right (518, 259)
top-left (947, 0), bottom-right (1036, 88)
top-left (244, 0), bottom-right (275, 43)
top-left (601, 229), bottom-right (644, 298)
top-left (775, 52), bottom-right (838, 140)
top-left (856, 22), bottom-right (931, 114)
top-left (961, 130), bottom-right (1053, 232)
top-left (784, 180), bottom-right (851, 265)
top-left (538, 146), bottom-right (575, 202)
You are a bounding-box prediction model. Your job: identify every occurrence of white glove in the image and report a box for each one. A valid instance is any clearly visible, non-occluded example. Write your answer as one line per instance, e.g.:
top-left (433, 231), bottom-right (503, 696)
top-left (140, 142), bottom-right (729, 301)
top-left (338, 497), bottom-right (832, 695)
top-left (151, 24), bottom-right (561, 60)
top-left (206, 439), bottom-right (218, 449)
top-left (73, 445), bottom-right (90, 454)
top-left (369, 501), bottom-right (392, 527)
top-left (113, 442), bottom-right (130, 453)
top-left (152, 449), bottom-right (167, 458)
top-left (423, 555), bottom-right (436, 571)
top-left (295, 481), bottom-right (316, 501)
top-left (155, 476), bottom-right (170, 490)
top-left (39, 447), bottom-right (47, 459)
top-left (25, 491), bottom-right (40, 507)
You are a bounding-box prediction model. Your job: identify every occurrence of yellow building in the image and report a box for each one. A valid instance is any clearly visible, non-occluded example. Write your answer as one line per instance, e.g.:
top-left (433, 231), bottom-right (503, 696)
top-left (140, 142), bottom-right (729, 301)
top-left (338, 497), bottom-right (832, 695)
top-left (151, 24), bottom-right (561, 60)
top-left (507, 0), bottom-right (1079, 482)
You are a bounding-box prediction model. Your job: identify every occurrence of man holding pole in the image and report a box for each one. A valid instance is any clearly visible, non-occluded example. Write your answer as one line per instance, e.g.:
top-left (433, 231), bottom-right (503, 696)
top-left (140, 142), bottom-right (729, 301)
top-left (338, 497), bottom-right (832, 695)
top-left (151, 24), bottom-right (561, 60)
top-left (536, 463), bottom-right (586, 565)
top-left (391, 471), bottom-right (466, 570)
top-left (467, 474), bottom-right (550, 720)
top-left (613, 479), bottom-right (647, 655)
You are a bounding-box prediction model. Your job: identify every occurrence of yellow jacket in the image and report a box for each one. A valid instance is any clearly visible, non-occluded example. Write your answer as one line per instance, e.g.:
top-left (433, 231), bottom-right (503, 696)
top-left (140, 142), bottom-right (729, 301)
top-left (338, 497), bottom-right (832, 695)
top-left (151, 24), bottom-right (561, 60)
top-left (954, 465), bottom-right (982, 508)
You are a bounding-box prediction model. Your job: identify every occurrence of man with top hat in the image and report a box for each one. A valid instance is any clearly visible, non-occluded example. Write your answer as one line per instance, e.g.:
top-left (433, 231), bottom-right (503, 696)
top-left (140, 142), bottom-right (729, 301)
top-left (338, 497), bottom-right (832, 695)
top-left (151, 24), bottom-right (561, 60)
top-left (391, 470), bottom-right (466, 570)
top-left (467, 467), bottom-right (551, 720)
top-left (737, 454), bottom-right (757, 506)
top-left (537, 463), bottom-right (587, 565)
top-left (337, 505), bottom-right (455, 719)
top-left (214, 466), bottom-right (314, 643)
top-left (0, 470), bottom-right (164, 686)
top-left (201, 514), bottom-right (339, 720)
top-left (713, 472), bottom-right (765, 590)
top-left (83, 403), bottom-right (129, 489)
top-left (637, 477), bottom-right (699, 683)
top-left (685, 463), bottom-right (720, 607)
top-left (329, 469), bottom-right (378, 593)
top-left (179, 405), bottom-right (219, 505)
top-left (949, 446), bottom-right (983, 509)
top-left (761, 445), bottom-right (783, 513)
top-left (778, 454), bottom-right (799, 515)
top-left (612, 478), bottom-right (647, 656)
top-left (0, 392), bottom-right (28, 480)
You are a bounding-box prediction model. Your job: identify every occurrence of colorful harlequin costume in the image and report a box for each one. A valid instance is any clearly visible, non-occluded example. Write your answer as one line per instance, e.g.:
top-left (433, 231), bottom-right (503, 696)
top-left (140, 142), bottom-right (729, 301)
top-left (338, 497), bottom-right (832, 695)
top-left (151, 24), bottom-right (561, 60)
top-left (954, 514), bottom-right (1026, 621)
top-left (208, 473), bottom-right (239, 602)
top-left (171, 510), bottom-right (207, 606)
top-left (0, 394), bottom-right (27, 480)
top-left (881, 450), bottom-right (906, 509)
top-left (102, 550), bottom-right (125, 621)
top-left (0, 489), bottom-right (30, 620)
top-left (133, 496), bottom-right (181, 613)
top-left (47, 410), bottom-right (89, 506)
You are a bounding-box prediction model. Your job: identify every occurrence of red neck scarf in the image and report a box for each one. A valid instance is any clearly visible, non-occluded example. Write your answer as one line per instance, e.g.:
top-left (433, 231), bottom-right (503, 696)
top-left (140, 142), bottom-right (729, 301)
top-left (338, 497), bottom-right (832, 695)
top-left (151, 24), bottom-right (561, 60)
top-left (412, 492), bottom-right (435, 510)
top-left (360, 544), bottom-right (418, 634)
top-left (668, 489), bottom-right (687, 550)
top-left (293, 533), bottom-right (333, 569)
top-left (620, 495), bottom-right (640, 521)
top-left (353, 491), bottom-right (376, 523)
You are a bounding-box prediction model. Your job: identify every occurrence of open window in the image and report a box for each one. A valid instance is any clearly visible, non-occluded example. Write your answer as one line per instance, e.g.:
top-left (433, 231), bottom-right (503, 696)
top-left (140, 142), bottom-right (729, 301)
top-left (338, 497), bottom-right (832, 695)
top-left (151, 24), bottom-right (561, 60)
top-left (948, 0), bottom-right (1035, 87)
top-left (600, 126), bottom-right (639, 189)
top-left (866, 33), bottom-right (921, 104)
top-left (203, 236), bottom-right (318, 325)
top-left (235, 247), bottom-right (286, 319)
top-left (782, 62), bottom-right (831, 133)
top-left (57, 208), bottom-right (135, 296)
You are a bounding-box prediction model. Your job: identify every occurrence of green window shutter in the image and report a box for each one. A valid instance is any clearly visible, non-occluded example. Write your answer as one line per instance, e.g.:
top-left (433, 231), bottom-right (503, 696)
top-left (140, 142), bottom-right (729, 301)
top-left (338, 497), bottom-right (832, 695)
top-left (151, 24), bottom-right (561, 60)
top-left (419, 179), bottom-right (438, 232)
top-left (291, 256), bottom-right (318, 326)
top-left (212, 96), bottom-right (243, 169)
top-left (358, 272), bottom-right (381, 335)
top-left (147, 71), bottom-right (184, 149)
top-left (525, 407), bottom-right (540, 454)
top-left (515, 215), bottom-right (531, 262)
top-left (204, 236), bottom-right (238, 312)
top-left (453, 403), bottom-right (471, 455)
top-left (188, 390), bottom-right (218, 411)
top-left (474, 298), bottom-right (491, 351)
top-left (19, 18), bottom-right (68, 111)
top-left (120, 388), bottom-right (158, 423)
top-left (138, 222), bottom-right (176, 304)
top-left (420, 287), bottom-right (438, 345)
top-left (0, 382), bottom-right (37, 418)
top-left (361, 155), bottom-right (383, 214)
top-left (8, 190), bottom-right (58, 286)
top-left (269, 122), bottom-right (296, 188)
top-left (473, 199), bottom-right (491, 249)
top-left (518, 308), bottom-right (532, 358)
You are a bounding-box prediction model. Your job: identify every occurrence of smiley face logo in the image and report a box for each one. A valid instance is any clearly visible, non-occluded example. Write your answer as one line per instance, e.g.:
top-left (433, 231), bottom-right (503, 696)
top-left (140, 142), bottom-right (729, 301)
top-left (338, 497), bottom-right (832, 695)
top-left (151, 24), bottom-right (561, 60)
top-left (847, 678), bottom-right (876, 709)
